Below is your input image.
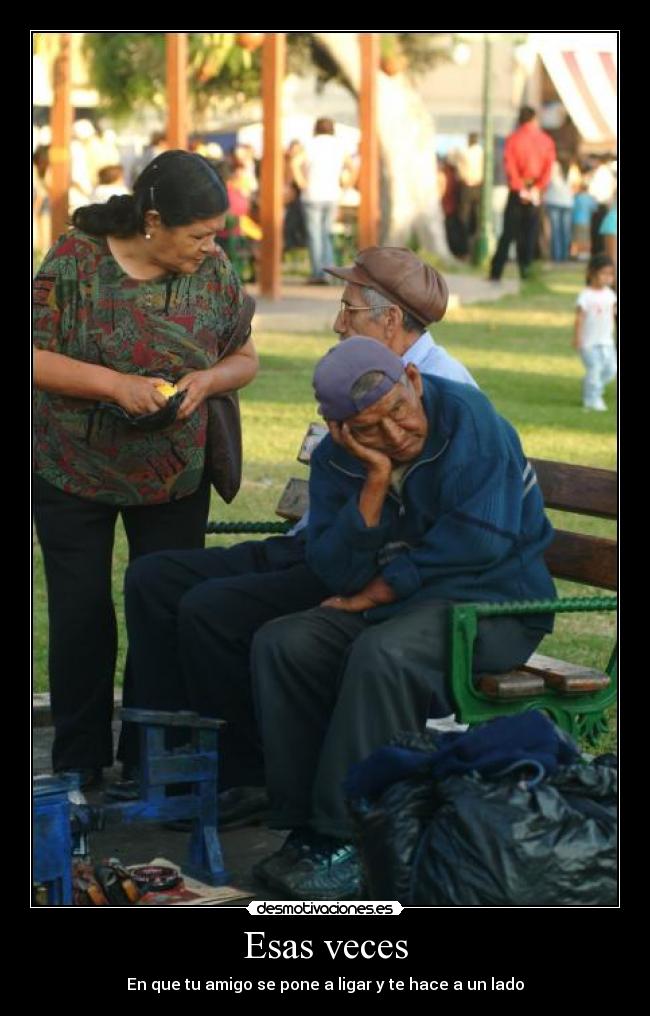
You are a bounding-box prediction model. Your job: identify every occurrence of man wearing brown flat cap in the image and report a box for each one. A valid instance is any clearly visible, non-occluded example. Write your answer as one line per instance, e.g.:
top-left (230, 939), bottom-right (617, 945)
top-left (325, 246), bottom-right (476, 387)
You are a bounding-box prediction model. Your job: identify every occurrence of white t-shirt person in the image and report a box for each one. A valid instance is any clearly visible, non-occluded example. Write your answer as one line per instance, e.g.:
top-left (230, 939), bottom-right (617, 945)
top-left (576, 286), bottom-right (617, 349)
top-left (301, 133), bottom-right (347, 204)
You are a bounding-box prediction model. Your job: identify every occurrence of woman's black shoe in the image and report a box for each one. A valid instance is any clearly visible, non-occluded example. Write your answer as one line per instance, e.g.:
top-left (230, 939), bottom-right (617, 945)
top-left (104, 778), bottom-right (140, 801)
top-left (164, 786), bottom-right (270, 832)
top-left (101, 763), bottom-right (140, 801)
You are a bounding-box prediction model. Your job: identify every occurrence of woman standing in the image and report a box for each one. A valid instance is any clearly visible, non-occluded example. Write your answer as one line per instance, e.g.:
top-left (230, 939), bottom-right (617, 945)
top-left (33, 150), bottom-right (258, 788)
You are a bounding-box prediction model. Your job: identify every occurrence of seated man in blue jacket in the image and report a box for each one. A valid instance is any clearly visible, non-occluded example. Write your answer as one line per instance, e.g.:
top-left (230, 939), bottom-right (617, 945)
top-left (251, 337), bottom-right (556, 900)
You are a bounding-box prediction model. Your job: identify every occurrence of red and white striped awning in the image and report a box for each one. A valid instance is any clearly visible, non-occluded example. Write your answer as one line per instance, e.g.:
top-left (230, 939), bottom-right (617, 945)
top-left (531, 33), bottom-right (617, 147)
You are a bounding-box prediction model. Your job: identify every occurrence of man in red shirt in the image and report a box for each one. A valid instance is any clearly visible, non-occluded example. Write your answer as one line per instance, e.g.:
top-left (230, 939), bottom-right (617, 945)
top-left (489, 106), bottom-right (556, 281)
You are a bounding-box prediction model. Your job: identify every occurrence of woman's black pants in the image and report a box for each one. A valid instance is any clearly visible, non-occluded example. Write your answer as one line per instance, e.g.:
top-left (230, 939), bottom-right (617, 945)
top-left (33, 474), bottom-right (210, 772)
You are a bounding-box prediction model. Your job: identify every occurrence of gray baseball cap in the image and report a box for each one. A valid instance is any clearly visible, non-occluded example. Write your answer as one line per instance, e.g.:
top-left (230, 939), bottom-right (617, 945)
top-left (313, 337), bottom-right (405, 422)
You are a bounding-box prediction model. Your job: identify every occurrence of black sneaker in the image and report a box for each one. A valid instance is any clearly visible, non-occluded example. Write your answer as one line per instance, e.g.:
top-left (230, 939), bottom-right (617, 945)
top-left (253, 829), bottom-right (316, 889)
top-left (273, 837), bottom-right (361, 901)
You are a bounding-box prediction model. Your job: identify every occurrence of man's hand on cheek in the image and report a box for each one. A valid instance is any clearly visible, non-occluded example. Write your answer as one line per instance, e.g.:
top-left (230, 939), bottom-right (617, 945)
top-left (328, 421), bottom-right (392, 479)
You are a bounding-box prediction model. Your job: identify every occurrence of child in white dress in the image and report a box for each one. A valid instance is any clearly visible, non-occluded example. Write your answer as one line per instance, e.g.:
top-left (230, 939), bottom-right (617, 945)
top-left (573, 254), bottom-right (617, 411)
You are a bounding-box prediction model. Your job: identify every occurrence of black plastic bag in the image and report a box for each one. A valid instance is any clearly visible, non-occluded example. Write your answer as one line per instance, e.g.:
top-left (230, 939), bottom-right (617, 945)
top-left (348, 718), bottom-right (617, 907)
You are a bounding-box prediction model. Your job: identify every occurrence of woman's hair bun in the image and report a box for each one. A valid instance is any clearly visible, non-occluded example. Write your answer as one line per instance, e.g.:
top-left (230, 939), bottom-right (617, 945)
top-left (72, 194), bottom-right (138, 237)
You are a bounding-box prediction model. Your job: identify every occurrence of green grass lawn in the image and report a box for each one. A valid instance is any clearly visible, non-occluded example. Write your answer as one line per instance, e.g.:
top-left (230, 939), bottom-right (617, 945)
top-left (32, 263), bottom-right (617, 751)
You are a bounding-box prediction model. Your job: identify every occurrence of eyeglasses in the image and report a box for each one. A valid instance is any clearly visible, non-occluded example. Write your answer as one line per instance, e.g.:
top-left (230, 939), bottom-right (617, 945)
top-left (339, 299), bottom-right (392, 317)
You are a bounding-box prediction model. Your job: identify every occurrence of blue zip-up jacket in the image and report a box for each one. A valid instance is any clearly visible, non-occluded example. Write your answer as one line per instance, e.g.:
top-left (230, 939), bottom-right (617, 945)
top-left (306, 375), bottom-right (556, 626)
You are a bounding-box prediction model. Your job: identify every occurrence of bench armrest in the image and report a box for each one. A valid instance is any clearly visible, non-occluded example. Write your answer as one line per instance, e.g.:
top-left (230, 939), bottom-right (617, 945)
top-left (449, 596), bottom-right (617, 723)
top-left (459, 595), bottom-right (617, 619)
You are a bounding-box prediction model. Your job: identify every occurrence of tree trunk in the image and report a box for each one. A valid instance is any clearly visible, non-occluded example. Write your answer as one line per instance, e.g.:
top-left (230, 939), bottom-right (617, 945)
top-left (312, 32), bottom-right (450, 256)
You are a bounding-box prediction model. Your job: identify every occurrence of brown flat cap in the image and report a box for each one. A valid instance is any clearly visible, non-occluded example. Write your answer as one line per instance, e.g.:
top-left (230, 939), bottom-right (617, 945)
top-left (324, 246), bottom-right (449, 325)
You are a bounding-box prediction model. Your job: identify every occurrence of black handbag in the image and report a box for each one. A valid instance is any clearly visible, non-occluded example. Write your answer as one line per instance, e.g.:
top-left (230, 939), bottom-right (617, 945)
top-left (205, 294), bottom-right (256, 503)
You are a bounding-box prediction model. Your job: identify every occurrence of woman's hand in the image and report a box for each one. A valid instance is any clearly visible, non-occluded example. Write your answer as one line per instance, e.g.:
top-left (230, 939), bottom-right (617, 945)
top-left (175, 370), bottom-right (214, 421)
top-left (112, 374), bottom-right (169, 416)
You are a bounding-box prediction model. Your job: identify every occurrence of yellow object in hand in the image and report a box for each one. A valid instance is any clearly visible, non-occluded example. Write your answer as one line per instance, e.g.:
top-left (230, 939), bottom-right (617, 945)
top-left (155, 382), bottom-right (177, 399)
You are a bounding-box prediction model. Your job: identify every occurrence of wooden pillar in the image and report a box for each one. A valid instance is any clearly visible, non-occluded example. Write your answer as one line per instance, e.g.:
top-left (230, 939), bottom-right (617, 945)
top-left (260, 33), bottom-right (285, 299)
top-left (49, 33), bottom-right (72, 240)
top-left (358, 33), bottom-right (380, 249)
top-left (475, 34), bottom-right (495, 266)
top-left (166, 33), bottom-right (188, 149)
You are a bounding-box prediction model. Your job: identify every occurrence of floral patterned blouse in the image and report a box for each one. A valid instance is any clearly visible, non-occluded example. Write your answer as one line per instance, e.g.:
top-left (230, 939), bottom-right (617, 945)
top-left (33, 230), bottom-right (244, 506)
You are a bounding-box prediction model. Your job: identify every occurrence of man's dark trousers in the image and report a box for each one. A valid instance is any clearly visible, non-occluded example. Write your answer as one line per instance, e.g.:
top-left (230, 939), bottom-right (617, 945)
top-left (124, 535), bottom-right (330, 789)
top-left (252, 601), bottom-right (546, 840)
top-left (458, 182), bottom-right (482, 255)
top-left (490, 190), bottom-right (541, 280)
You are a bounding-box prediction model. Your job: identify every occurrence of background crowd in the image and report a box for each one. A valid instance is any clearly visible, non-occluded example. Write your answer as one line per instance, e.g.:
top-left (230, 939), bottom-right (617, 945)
top-left (33, 117), bottom-right (363, 285)
top-left (34, 113), bottom-right (617, 286)
top-left (438, 132), bottom-right (617, 270)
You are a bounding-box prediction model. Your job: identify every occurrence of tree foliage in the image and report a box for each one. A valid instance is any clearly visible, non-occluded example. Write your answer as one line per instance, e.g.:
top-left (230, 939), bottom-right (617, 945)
top-left (83, 33), bottom-right (262, 118)
top-left (83, 32), bottom-right (455, 118)
top-left (83, 34), bottom-right (165, 117)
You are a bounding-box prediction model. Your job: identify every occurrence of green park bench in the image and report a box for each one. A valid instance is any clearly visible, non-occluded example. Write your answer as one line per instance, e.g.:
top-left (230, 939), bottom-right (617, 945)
top-left (207, 428), bottom-right (617, 744)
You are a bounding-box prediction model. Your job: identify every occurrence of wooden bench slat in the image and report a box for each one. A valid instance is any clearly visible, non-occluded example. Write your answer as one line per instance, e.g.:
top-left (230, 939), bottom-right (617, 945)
top-left (530, 458), bottom-right (617, 519)
top-left (522, 653), bottom-right (611, 694)
top-left (544, 530), bottom-right (617, 589)
top-left (544, 673), bottom-right (611, 694)
top-left (478, 672), bottom-right (546, 699)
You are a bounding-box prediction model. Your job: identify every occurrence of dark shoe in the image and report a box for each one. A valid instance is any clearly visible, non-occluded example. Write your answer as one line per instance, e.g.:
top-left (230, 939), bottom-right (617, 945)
top-left (273, 837), bottom-right (361, 900)
top-left (105, 777), bottom-right (193, 803)
top-left (102, 763), bottom-right (140, 801)
top-left (252, 829), bottom-right (317, 888)
top-left (219, 786), bottom-right (270, 828)
top-left (164, 786), bottom-right (270, 833)
top-left (104, 778), bottom-right (140, 801)
top-left (55, 767), bottom-right (103, 791)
